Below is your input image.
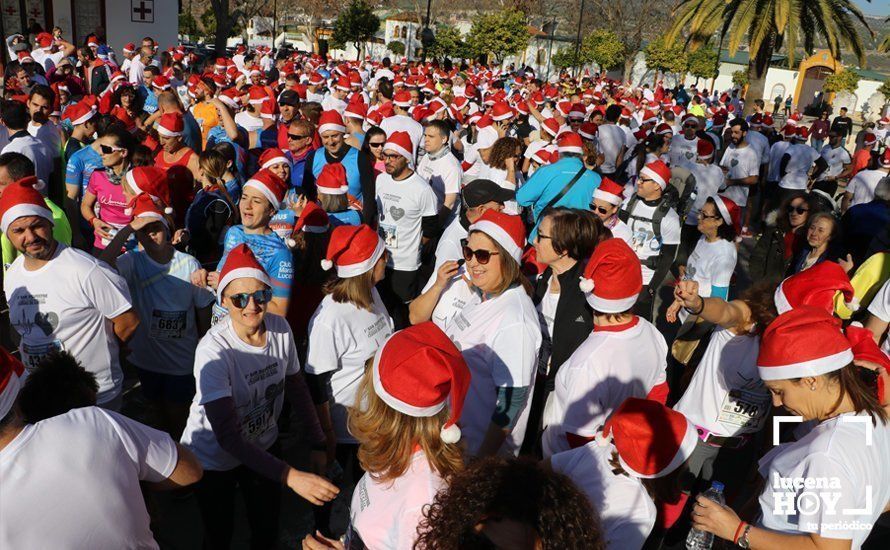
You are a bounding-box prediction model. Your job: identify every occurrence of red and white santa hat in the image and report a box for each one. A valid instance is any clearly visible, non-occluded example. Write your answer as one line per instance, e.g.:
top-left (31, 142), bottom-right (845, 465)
top-left (862, 132), bottom-right (877, 147)
top-left (293, 201), bottom-right (329, 235)
top-left (393, 90), bottom-right (413, 108)
top-left (490, 101), bottom-right (513, 121)
top-left (344, 101), bottom-right (367, 121)
top-left (217, 243), bottom-right (272, 298)
top-left (316, 162), bottom-right (348, 195)
top-left (0, 348), bottom-right (25, 420)
top-left (125, 167), bottom-right (172, 213)
top-left (318, 110), bottom-right (346, 135)
top-left (259, 148), bottom-right (290, 170)
top-left (157, 113), bottom-right (184, 137)
top-left (541, 117), bottom-right (560, 138)
top-left (757, 307), bottom-right (852, 381)
top-left (557, 132), bottom-right (584, 155)
top-left (578, 122), bottom-right (598, 141)
top-left (697, 138), bottom-right (714, 160)
top-left (128, 193), bottom-right (170, 230)
top-left (593, 177), bottom-right (625, 206)
top-left (383, 131), bottom-right (413, 163)
top-left (152, 75), bottom-right (171, 91)
top-left (322, 224), bottom-right (385, 277)
top-left (639, 159), bottom-right (671, 190)
top-left (0, 177), bottom-right (53, 233)
top-left (123, 42), bottom-right (136, 54)
top-left (711, 194), bottom-right (740, 233)
top-left (579, 238), bottom-right (642, 312)
top-left (773, 261), bottom-right (856, 315)
top-left (372, 322), bottom-right (471, 443)
top-left (880, 149), bottom-right (890, 168)
top-left (243, 169), bottom-right (288, 210)
top-left (62, 100), bottom-right (97, 126)
top-left (469, 210), bottom-right (525, 263)
top-left (597, 397), bottom-right (697, 479)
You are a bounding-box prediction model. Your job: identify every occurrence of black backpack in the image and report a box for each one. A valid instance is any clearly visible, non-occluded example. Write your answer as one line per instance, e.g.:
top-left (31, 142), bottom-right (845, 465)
top-left (619, 187), bottom-right (680, 269)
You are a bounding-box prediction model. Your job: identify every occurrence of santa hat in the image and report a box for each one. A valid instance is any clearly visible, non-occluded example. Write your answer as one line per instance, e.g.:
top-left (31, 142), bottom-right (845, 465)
top-left (880, 149), bottom-right (890, 168)
top-left (640, 110), bottom-right (658, 125)
top-left (322, 224), bottom-right (385, 277)
top-left (773, 261), bottom-right (856, 315)
top-left (259, 148), bottom-right (290, 170)
top-left (217, 243), bottom-right (272, 298)
top-left (490, 101), bottom-right (513, 121)
top-left (372, 322), bottom-right (471, 443)
top-left (468, 210), bottom-right (525, 263)
top-left (639, 160), bottom-right (671, 190)
top-left (863, 132), bottom-right (877, 147)
top-left (0, 177), bottom-right (53, 233)
top-left (393, 90), bottom-right (413, 108)
top-left (157, 113), bottom-right (184, 137)
top-left (218, 88), bottom-right (241, 110)
top-left (697, 139), bottom-right (714, 160)
top-left (318, 110), bottom-right (346, 134)
top-left (0, 348), bottom-right (25, 420)
top-left (152, 75), bottom-right (171, 90)
top-left (383, 131), bottom-right (413, 163)
top-left (128, 193), bottom-right (170, 230)
top-left (758, 307), bottom-right (852, 381)
top-left (62, 100), bottom-right (96, 126)
top-left (557, 132), bottom-right (583, 155)
top-left (655, 123), bottom-right (673, 136)
top-left (243, 169), bottom-right (288, 210)
top-left (17, 51), bottom-right (33, 64)
top-left (292, 201), bottom-right (329, 236)
top-left (711, 195), bottom-right (740, 233)
top-left (578, 122), bottom-right (598, 141)
top-left (541, 118), bottom-right (560, 138)
top-left (531, 148), bottom-right (555, 166)
top-left (597, 397), bottom-right (697, 479)
top-left (344, 102), bottom-right (366, 120)
top-left (125, 167), bottom-right (172, 214)
top-left (123, 42), bottom-right (136, 54)
top-left (568, 103), bottom-right (587, 120)
top-left (579, 238), bottom-right (642, 312)
top-left (795, 126), bottom-right (810, 141)
top-left (593, 178), bottom-right (625, 206)
top-left (316, 162), bottom-right (348, 195)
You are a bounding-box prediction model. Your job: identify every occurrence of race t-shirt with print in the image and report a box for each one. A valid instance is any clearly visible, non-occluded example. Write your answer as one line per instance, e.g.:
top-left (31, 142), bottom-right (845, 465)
top-left (304, 291), bottom-right (394, 443)
top-left (669, 135), bottom-right (699, 169)
top-left (686, 165), bottom-right (725, 225)
top-left (623, 199), bottom-right (681, 285)
top-left (86, 169), bottom-right (133, 249)
top-left (779, 143), bottom-right (821, 190)
top-left (815, 144), bottom-right (852, 182)
top-left (65, 144), bottom-right (103, 196)
top-left (117, 249), bottom-right (215, 375)
top-left (845, 169), bottom-right (887, 208)
top-left (421, 269), bottom-right (482, 331)
top-left (719, 144), bottom-right (760, 207)
top-left (4, 244), bottom-right (132, 404)
top-left (375, 171), bottom-right (438, 271)
top-left (684, 237), bottom-right (737, 298)
top-left (180, 314), bottom-right (300, 471)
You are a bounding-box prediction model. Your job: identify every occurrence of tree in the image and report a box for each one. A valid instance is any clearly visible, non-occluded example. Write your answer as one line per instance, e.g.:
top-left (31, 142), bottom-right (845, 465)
top-left (879, 17), bottom-right (890, 53)
top-left (732, 70), bottom-right (749, 88)
top-left (666, 0), bottom-right (873, 116)
top-left (551, 48), bottom-right (582, 69)
top-left (644, 36), bottom-right (688, 83)
top-left (581, 30), bottom-right (624, 71)
top-left (465, 10), bottom-right (530, 63)
top-left (823, 69), bottom-right (860, 95)
top-left (180, 12), bottom-right (199, 38)
top-left (331, 0), bottom-right (381, 60)
top-left (879, 80), bottom-right (890, 99)
top-left (205, 0), bottom-right (263, 54)
top-left (201, 8), bottom-right (218, 37)
top-left (686, 46), bottom-right (718, 83)
top-left (388, 40), bottom-right (406, 56)
top-left (426, 24), bottom-right (468, 60)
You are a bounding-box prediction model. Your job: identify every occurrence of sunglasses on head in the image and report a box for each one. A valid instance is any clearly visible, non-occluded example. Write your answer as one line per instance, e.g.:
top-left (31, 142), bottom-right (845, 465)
top-left (226, 289), bottom-right (273, 309)
top-left (100, 144), bottom-right (125, 155)
top-left (462, 245), bottom-right (499, 265)
top-left (287, 133), bottom-right (309, 140)
top-left (786, 205), bottom-right (809, 215)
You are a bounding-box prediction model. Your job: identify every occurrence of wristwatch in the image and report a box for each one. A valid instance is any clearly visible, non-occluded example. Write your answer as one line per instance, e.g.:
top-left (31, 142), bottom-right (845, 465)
top-left (737, 523), bottom-right (752, 548)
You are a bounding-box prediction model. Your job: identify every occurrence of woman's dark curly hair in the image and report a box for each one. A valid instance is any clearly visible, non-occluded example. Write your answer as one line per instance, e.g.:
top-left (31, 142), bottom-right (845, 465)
top-left (487, 137), bottom-right (523, 170)
top-left (414, 457), bottom-right (605, 550)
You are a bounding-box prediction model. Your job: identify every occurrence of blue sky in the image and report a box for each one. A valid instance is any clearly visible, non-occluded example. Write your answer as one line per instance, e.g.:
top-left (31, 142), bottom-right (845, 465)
top-left (854, 0), bottom-right (888, 17)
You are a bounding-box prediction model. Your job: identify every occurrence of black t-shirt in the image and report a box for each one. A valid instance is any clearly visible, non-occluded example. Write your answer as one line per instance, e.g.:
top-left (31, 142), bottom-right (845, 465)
top-left (830, 116), bottom-right (852, 138)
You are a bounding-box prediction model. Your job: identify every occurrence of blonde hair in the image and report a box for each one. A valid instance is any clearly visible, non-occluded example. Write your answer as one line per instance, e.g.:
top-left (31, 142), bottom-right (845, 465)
top-left (323, 268), bottom-right (376, 311)
top-left (348, 364), bottom-right (464, 483)
top-left (319, 193), bottom-right (348, 213)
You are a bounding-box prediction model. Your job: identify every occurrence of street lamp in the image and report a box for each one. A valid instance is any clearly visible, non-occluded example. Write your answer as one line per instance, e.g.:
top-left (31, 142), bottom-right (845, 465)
top-left (421, 0), bottom-right (434, 62)
top-left (574, 0), bottom-right (586, 77)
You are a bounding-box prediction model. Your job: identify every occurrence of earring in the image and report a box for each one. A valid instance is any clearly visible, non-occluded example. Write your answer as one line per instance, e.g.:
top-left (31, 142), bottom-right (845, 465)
top-left (810, 385), bottom-right (816, 391)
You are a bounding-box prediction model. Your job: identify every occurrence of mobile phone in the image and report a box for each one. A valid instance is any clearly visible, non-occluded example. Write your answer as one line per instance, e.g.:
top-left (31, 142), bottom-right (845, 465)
top-left (456, 259), bottom-right (465, 267)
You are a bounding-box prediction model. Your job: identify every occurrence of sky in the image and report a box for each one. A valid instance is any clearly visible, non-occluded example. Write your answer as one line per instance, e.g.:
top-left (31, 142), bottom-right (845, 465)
top-left (854, 0), bottom-right (889, 17)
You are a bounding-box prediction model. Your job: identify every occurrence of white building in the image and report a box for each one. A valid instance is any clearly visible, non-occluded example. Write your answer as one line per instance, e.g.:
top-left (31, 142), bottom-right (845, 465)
top-left (1, 0), bottom-right (178, 56)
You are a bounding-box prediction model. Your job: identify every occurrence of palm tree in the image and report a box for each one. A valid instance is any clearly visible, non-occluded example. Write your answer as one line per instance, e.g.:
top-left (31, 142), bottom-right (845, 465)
top-left (879, 17), bottom-right (890, 53)
top-left (666, 0), bottom-right (874, 115)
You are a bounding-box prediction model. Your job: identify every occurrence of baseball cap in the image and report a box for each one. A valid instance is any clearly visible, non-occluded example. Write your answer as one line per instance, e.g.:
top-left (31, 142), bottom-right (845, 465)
top-left (278, 89), bottom-right (300, 106)
top-left (462, 179), bottom-right (515, 207)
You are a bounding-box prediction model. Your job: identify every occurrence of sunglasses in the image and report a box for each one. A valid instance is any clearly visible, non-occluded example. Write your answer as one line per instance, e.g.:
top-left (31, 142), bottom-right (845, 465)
top-left (226, 289), bottom-right (273, 309)
top-left (287, 133), bottom-right (309, 140)
top-left (368, 142), bottom-right (385, 148)
top-left (462, 245), bottom-right (499, 265)
top-left (594, 205), bottom-right (611, 214)
top-left (699, 214), bottom-right (722, 221)
top-left (382, 153), bottom-right (403, 160)
top-left (683, 124), bottom-right (698, 129)
top-left (786, 205), bottom-right (809, 215)
top-left (100, 144), bottom-right (125, 155)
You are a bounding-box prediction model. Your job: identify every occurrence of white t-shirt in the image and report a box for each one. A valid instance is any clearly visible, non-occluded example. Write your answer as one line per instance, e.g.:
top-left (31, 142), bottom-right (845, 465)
top-left (433, 216), bottom-right (467, 272)
top-left (422, 270), bottom-right (481, 330)
top-left (606, 218), bottom-right (634, 246)
top-left (550, 442), bottom-right (656, 550)
top-left (0, 407), bottom-right (177, 550)
top-left (542, 317), bottom-right (667, 457)
top-left (128, 57), bottom-right (145, 85)
top-left (719, 143), bottom-right (760, 207)
top-left (117, 250), bottom-right (215, 375)
top-left (376, 171), bottom-right (438, 271)
top-left (28, 121), bottom-right (63, 159)
top-left (598, 124), bottom-right (626, 173)
top-left (443, 285), bottom-right (542, 456)
top-left (845, 169), bottom-right (887, 208)
top-left (767, 140), bottom-right (791, 183)
top-left (779, 143), bottom-right (821, 190)
top-left (4, 244), bottom-right (132, 404)
top-left (669, 135), bottom-right (699, 169)
top-left (746, 130), bottom-right (770, 166)
top-left (305, 291), bottom-right (393, 442)
top-left (416, 148), bottom-right (462, 209)
top-left (867, 278), bottom-right (890, 357)
top-left (2, 133), bottom-right (53, 184)
top-left (815, 145), bottom-right (851, 182)
top-left (686, 164), bottom-right (725, 225)
top-left (538, 276), bottom-right (560, 340)
top-left (320, 94), bottom-right (347, 114)
top-left (180, 314), bottom-right (300, 471)
top-left (234, 111), bottom-right (264, 133)
top-left (757, 413), bottom-right (890, 549)
top-left (685, 237), bottom-right (737, 298)
top-left (673, 328), bottom-right (768, 436)
top-left (347, 451), bottom-right (446, 550)
top-left (623, 198), bottom-right (682, 284)
top-left (380, 114), bottom-right (424, 155)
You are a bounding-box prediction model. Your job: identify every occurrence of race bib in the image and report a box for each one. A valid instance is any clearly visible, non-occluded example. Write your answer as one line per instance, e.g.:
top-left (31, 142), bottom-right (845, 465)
top-left (379, 223), bottom-right (398, 248)
top-left (210, 304), bottom-right (228, 327)
top-left (241, 400), bottom-right (275, 440)
top-left (717, 389), bottom-right (770, 430)
top-left (21, 340), bottom-right (64, 371)
top-left (151, 309), bottom-right (187, 340)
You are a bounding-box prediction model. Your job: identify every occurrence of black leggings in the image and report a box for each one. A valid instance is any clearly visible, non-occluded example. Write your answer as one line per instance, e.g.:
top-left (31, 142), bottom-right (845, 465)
top-left (194, 462), bottom-right (282, 549)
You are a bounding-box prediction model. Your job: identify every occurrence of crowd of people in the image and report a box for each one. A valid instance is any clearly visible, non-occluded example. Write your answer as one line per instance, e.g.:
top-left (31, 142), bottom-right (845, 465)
top-left (1, 27), bottom-right (890, 550)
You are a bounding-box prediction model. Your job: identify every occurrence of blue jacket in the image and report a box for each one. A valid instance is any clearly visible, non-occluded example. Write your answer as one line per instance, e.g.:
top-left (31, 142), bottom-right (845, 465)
top-left (516, 156), bottom-right (601, 239)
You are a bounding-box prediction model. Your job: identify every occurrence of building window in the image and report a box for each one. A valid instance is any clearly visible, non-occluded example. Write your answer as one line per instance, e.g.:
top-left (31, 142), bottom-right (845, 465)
top-left (770, 84), bottom-right (786, 100)
top-left (401, 27), bottom-right (407, 39)
top-left (537, 48), bottom-right (547, 65)
top-left (393, 25), bottom-right (400, 39)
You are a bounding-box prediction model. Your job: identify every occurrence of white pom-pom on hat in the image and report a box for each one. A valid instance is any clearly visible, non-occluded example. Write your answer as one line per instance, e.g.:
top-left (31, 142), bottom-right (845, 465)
top-left (124, 207), bottom-right (133, 216)
top-left (440, 423), bottom-right (461, 443)
top-left (286, 238), bottom-right (297, 248)
top-left (164, 207), bottom-right (174, 215)
top-left (320, 258), bottom-right (333, 271)
top-left (579, 277), bottom-right (594, 293)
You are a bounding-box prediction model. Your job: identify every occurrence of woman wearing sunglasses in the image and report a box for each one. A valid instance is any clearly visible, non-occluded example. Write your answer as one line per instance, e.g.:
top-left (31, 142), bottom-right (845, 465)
top-left (360, 126), bottom-right (387, 175)
top-left (181, 243), bottom-right (337, 549)
top-left (80, 127), bottom-right (136, 251)
top-left (750, 191), bottom-right (822, 281)
top-left (433, 210), bottom-right (542, 458)
top-left (591, 177), bottom-right (633, 245)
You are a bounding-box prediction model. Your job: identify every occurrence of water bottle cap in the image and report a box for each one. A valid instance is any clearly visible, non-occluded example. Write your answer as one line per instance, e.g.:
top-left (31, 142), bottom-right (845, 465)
top-left (711, 481), bottom-right (725, 491)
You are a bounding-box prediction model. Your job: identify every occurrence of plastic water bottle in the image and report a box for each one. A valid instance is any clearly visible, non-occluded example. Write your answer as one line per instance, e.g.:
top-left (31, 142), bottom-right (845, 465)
top-left (686, 481), bottom-right (725, 549)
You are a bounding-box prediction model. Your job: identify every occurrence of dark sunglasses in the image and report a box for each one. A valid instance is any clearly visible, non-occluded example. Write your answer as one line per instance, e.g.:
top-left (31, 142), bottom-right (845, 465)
top-left (699, 214), bottom-right (722, 221)
top-left (287, 133), bottom-right (309, 140)
top-left (226, 289), bottom-right (273, 309)
top-left (683, 124), bottom-right (698, 129)
top-left (100, 144), bottom-right (125, 155)
top-left (368, 142), bottom-right (386, 148)
top-left (594, 205), bottom-right (611, 214)
top-left (382, 153), bottom-right (403, 160)
top-left (462, 245), bottom-right (499, 265)
top-left (786, 205), bottom-right (809, 215)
